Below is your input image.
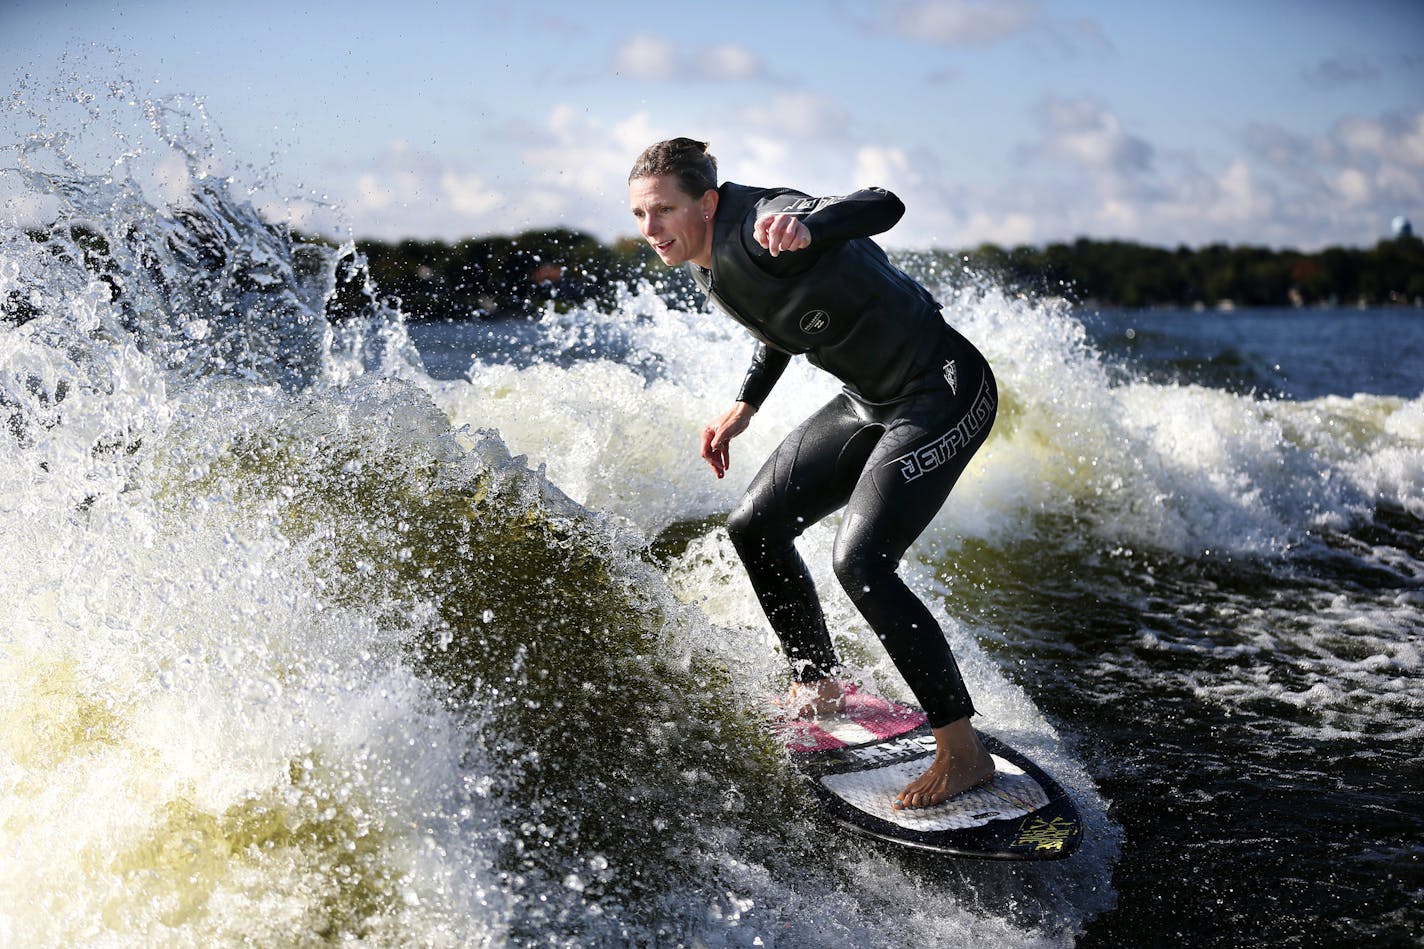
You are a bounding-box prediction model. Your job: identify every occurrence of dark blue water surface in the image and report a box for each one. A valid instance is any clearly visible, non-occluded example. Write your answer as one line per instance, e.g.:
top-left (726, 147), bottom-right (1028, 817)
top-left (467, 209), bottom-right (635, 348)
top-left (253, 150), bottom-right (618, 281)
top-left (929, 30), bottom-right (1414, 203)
top-left (1080, 306), bottom-right (1424, 399)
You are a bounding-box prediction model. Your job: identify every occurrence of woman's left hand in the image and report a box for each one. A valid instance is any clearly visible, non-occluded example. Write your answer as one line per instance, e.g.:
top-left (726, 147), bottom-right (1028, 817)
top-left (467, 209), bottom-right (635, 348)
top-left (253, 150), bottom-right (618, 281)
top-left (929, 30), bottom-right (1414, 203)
top-left (700, 401), bottom-right (757, 479)
top-left (754, 213), bottom-right (812, 257)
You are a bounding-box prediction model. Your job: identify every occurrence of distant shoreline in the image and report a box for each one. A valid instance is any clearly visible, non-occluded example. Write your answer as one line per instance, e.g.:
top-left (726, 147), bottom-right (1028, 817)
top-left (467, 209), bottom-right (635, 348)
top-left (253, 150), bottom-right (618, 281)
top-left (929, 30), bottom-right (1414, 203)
top-left (23, 222), bottom-right (1420, 322)
top-left (335, 229), bottom-right (1424, 320)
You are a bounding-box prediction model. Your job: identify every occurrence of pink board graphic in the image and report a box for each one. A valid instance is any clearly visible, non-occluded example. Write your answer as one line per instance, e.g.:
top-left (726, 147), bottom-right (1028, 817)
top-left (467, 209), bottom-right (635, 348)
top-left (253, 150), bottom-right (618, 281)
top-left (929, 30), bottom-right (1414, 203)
top-left (775, 686), bottom-right (928, 753)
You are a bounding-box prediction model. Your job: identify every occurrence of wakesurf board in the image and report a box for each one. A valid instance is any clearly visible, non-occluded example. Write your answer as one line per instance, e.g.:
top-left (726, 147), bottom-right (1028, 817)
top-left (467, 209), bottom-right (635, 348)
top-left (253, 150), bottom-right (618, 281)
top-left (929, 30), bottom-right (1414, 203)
top-left (774, 687), bottom-right (1082, 860)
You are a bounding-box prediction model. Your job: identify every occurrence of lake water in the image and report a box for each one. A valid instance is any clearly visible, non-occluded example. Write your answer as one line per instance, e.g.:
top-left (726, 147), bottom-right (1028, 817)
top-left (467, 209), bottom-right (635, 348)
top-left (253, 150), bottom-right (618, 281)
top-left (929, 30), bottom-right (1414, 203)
top-left (402, 296), bottom-right (1424, 947)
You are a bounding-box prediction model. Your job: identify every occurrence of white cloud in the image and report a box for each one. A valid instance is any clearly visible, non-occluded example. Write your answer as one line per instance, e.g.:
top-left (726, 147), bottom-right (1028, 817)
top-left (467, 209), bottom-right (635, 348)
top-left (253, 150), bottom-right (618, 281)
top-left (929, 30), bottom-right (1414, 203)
top-left (1029, 96), bottom-right (1153, 175)
top-left (611, 33), bottom-right (766, 82)
top-left (1336, 167), bottom-right (1373, 205)
top-left (612, 33), bottom-right (679, 81)
top-left (612, 111), bottom-right (670, 167)
top-left (331, 140), bottom-right (515, 239)
top-left (1239, 108), bottom-right (1424, 242)
top-left (440, 171), bottom-right (500, 216)
top-left (356, 173), bottom-right (393, 211)
top-left (1184, 158), bottom-right (1279, 233)
top-left (524, 107), bottom-right (652, 195)
top-left (1245, 123), bottom-right (1314, 172)
top-left (1017, 104), bottom-right (1424, 248)
top-left (1218, 159), bottom-right (1255, 207)
top-left (330, 114), bottom-right (675, 241)
top-left (1337, 115), bottom-right (1388, 157)
top-left (1399, 112), bottom-right (1424, 166)
top-left (958, 97), bottom-right (1420, 248)
top-left (1376, 162), bottom-right (1424, 202)
top-left (958, 209), bottom-right (1038, 246)
top-left (880, 0), bottom-right (1111, 58)
top-left (1099, 198), bottom-right (1138, 233)
top-left (513, 107), bottom-right (702, 238)
top-left (720, 136), bottom-right (793, 188)
top-left (734, 92), bottom-right (851, 139)
top-left (711, 131), bottom-right (899, 206)
top-left (1335, 111), bottom-right (1424, 168)
top-left (702, 44), bottom-right (763, 80)
top-left (888, 0), bottom-right (1038, 47)
top-left (854, 145), bottom-right (916, 190)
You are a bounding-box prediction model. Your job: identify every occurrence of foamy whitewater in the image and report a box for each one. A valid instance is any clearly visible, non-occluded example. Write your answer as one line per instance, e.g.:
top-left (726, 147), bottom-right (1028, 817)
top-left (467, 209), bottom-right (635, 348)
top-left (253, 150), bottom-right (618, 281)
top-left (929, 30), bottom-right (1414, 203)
top-left (3, 77), bottom-right (1420, 947)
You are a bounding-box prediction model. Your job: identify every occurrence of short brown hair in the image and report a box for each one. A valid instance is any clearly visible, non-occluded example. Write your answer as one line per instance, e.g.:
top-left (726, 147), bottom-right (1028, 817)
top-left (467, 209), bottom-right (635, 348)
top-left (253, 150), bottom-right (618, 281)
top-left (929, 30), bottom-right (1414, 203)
top-left (628, 138), bottom-right (719, 198)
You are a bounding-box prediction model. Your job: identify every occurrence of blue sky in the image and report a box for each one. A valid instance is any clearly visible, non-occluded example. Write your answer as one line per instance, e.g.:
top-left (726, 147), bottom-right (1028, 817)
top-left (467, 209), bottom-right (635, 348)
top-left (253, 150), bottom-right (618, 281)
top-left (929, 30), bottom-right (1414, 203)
top-left (3, 0), bottom-right (1421, 250)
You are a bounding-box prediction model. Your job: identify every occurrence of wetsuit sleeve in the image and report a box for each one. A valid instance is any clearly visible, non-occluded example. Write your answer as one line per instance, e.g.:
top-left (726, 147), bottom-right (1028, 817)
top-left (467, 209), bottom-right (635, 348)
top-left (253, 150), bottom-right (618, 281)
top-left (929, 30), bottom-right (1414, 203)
top-left (735, 342), bottom-right (792, 408)
top-left (791, 188), bottom-right (905, 242)
top-left (742, 188), bottom-right (905, 277)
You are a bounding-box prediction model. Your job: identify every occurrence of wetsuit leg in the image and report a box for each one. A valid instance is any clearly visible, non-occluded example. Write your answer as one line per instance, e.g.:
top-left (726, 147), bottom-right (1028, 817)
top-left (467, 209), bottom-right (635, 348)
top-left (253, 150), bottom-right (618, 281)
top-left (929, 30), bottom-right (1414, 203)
top-left (832, 360), bottom-right (998, 728)
top-left (725, 394), bottom-right (878, 681)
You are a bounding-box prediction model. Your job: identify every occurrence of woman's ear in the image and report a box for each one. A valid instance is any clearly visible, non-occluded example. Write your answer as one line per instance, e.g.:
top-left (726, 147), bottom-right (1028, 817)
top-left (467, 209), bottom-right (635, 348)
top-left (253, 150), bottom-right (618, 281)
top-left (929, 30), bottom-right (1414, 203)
top-left (701, 188), bottom-right (719, 222)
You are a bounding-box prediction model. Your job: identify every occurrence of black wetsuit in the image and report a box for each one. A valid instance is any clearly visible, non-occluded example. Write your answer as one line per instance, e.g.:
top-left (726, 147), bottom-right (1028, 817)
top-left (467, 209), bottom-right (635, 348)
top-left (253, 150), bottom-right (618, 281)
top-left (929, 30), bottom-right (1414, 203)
top-left (690, 182), bottom-right (997, 728)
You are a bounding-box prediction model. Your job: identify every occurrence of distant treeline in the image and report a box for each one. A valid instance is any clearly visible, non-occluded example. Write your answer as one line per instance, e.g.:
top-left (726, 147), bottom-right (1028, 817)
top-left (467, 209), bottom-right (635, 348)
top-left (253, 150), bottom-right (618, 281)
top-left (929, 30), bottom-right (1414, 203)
top-left (15, 220), bottom-right (1421, 326)
top-left (958, 235), bottom-right (1424, 309)
top-left (338, 229), bottom-right (678, 322)
top-left (341, 229), bottom-right (1424, 320)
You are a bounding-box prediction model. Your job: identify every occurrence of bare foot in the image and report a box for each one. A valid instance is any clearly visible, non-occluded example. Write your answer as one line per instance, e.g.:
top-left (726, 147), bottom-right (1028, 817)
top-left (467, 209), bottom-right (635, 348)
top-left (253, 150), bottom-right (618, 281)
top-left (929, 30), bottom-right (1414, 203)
top-left (782, 678), bottom-right (847, 719)
top-left (894, 717), bottom-right (995, 810)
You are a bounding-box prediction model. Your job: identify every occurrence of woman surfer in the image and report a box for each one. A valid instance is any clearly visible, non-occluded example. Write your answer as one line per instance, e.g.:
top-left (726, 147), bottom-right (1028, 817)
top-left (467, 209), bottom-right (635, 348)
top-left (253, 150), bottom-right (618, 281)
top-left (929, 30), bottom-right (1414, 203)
top-left (627, 138), bottom-right (998, 809)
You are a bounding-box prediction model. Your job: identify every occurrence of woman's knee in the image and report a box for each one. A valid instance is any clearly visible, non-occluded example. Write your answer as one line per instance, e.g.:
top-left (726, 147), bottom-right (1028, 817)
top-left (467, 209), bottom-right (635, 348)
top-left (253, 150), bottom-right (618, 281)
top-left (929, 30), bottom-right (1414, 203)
top-left (832, 534), bottom-right (894, 601)
top-left (725, 495), bottom-right (759, 550)
top-left (726, 494), bottom-right (793, 557)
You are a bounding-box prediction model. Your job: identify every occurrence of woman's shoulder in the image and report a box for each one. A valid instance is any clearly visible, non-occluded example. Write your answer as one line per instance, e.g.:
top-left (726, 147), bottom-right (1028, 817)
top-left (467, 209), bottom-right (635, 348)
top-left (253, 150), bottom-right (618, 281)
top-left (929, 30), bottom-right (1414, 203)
top-left (720, 182), bottom-right (811, 211)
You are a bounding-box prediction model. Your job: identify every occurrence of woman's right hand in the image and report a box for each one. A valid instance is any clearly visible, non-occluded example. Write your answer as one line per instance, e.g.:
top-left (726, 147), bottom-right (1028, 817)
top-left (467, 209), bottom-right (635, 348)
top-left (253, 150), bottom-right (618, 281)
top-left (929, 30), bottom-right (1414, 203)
top-left (753, 212), bottom-right (812, 256)
top-left (700, 402), bottom-right (757, 479)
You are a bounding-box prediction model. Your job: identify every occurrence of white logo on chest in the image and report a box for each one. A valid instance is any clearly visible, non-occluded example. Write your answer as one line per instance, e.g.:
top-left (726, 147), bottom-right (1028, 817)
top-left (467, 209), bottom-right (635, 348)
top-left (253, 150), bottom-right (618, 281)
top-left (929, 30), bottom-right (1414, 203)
top-left (799, 309), bottom-right (830, 334)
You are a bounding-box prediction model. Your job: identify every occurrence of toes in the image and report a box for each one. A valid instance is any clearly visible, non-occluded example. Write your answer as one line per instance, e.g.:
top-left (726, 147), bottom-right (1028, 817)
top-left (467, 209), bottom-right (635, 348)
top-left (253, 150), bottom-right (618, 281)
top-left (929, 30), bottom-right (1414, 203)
top-left (895, 784), bottom-right (955, 810)
top-left (894, 790), bottom-right (923, 810)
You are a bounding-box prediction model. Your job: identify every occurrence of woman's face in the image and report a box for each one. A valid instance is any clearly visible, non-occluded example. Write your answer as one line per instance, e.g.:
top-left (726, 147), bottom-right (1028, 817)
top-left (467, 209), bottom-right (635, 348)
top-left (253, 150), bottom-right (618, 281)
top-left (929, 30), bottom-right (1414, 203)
top-left (628, 175), bottom-right (717, 268)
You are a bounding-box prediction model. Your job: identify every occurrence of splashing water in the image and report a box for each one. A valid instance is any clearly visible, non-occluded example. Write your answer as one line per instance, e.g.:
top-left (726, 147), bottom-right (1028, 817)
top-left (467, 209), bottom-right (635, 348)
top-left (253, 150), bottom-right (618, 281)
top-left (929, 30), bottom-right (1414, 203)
top-left (2, 72), bottom-right (1121, 947)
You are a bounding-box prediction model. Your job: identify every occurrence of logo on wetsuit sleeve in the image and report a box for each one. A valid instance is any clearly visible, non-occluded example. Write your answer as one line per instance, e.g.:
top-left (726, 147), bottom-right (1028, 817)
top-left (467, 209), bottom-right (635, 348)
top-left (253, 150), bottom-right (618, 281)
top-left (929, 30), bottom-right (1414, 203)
top-left (799, 310), bottom-right (831, 334)
top-left (943, 359), bottom-right (958, 395)
top-left (888, 374), bottom-right (996, 483)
